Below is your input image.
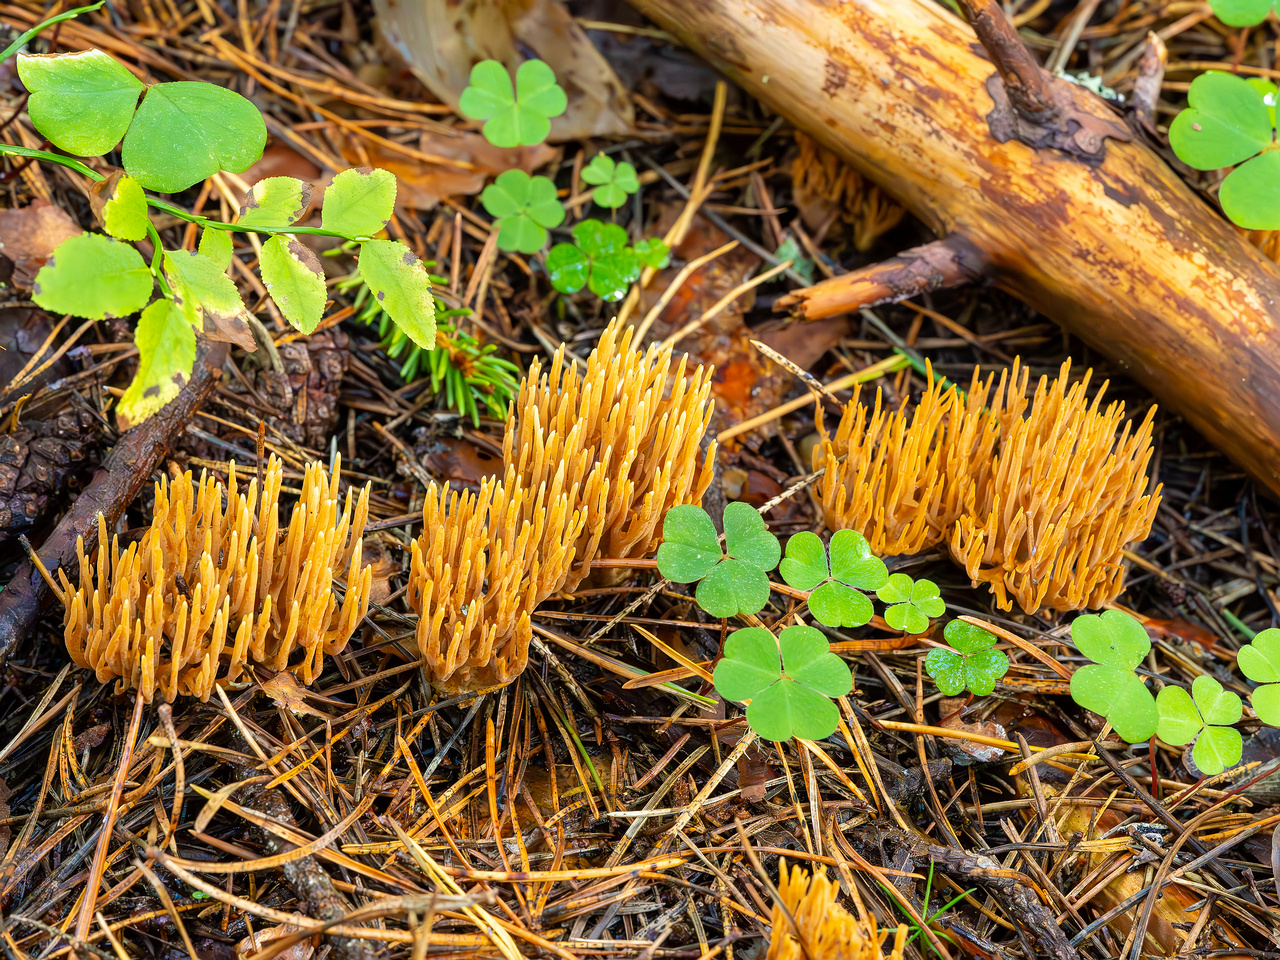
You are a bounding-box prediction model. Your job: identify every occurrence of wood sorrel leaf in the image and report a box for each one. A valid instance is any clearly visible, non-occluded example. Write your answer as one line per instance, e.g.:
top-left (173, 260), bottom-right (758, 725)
top-left (546, 243), bottom-right (589, 294)
top-left (656, 505), bottom-right (721, 582)
top-left (1253, 682), bottom-right (1280, 726)
top-left (633, 237), bottom-right (670, 270)
top-left (17, 50), bottom-right (143, 156)
top-left (481, 170), bottom-right (564, 253)
top-left (696, 558), bottom-right (769, 618)
top-left (1211, 0), bottom-right (1275, 27)
top-left (925, 648), bottom-right (967, 697)
top-left (581, 154), bottom-right (639, 208)
top-left (1192, 675), bottom-right (1243, 726)
top-left (828, 529), bottom-right (887, 590)
top-left (238, 176), bottom-right (312, 229)
top-left (748, 679), bottom-right (840, 742)
top-left (877, 574), bottom-right (943, 634)
top-left (33, 233), bottom-right (152, 319)
top-left (1075, 664), bottom-right (1158, 743)
top-left (1239, 628), bottom-right (1280, 682)
top-left (927, 620), bottom-right (1008, 697)
top-left (779, 531), bottom-right (828, 591)
top-left (1219, 150), bottom-right (1280, 230)
top-left (808, 582), bottom-right (872, 628)
top-left (780, 625), bottom-right (851, 698)
top-left (713, 627), bottom-right (780, 702)
top-left (122, 82), bottom-right (266, 193)
top-left (260, 235), bottom-right (326, 333)
top-left (1169, 71), bottom-right (1273, 171)
top-left (1072, 609), bottom-right (1151, 671)
top-left (943, 619), bottom-right (997, 655)
top-left (459, 59), bottom-right (566, 148)
top-left (723, 500), bottom-right (781, 572)
top-left (118, 299), bottom-right (195, 428)
top-left (1193, 724), bottom-right (1243, 776)
top-left (357, 239), bottom-right (436, 350)
top-left (322, 167), bottom-right (396, 238)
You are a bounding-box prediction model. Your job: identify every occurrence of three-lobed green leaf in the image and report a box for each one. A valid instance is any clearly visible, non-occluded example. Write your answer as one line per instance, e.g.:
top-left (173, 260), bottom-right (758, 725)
top-left (655, 503), bottom-right (782, 619)
top-left (713, 625), bottom-right (851, 741)
top-left (877, 574), bottom-right (944, 634)
top-left (1156, 676), bottom-right (1243, 775)
top-left (925, 620), bottom-right (1009, 698)
top-left (118, 299), bottom-right (196, 429)
top-left (1069, 610), bottom-right (1157, 744)
top-left (17, 50), bottom-right (143, 157)
top-left (481, 170), bottom-right (565, 253)
top-left (1210, 0), bottom-right (1276, 27)
top-left (459, 59), bottom-right (567, 148)
top-left (780, 529), bottom-right (887, 629)
top-left (121, 82), bottom-right (266, 193)
top-left (545, 219), bottom-right (640, 301)
top-left (33, 233), bottom-right (152, 320)
top-left (581, 154), bottom-right (640, 208)
top-left (1237, 627), bottom-right (1280, 725)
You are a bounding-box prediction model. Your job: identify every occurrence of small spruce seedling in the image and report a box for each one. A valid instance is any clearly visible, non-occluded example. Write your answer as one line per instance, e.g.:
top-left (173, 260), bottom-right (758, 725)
top-left (713, 625), bottom-right (852, 741)
top-left (779, 529), bottom-right (888, 628)
top-left (458, 59), bottom-right (567, 149)
top-left (1237, 627), bottom-right (1280, 725)
top-left (581, 154), bottom-right (640, 209)
top-left (1156, 676), bottom-right (1243, 776)
top-left (1169, 71), bottom-right (1280, 229)
top-left (656, 502), bottom-right (781, 618)
top-left (925, 620), bottom-right (1008, 697)
top-left (877, 574), bottom-right (946, 635)
top-left (1068, 609), bottom-right (1157, 743)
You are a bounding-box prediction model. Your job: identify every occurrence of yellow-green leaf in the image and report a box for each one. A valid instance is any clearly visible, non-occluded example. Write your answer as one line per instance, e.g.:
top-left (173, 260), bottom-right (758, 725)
top-left (33, 233), bottom-right (152, 319)
top-left (101, 174), bottom-right (149, 241)
top-left (260, 235), bottom-right (327, 333)
top-left (238, 176), bottom-right (312, 229)
top-left (356, 239), bottom-right (435, 350)
top-left (118, 299), bottom-right (195, 428)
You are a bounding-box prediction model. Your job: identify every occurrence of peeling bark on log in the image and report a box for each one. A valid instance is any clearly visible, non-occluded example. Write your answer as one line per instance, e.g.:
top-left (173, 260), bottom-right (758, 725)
top-left (625, 0), bottom-right (1280, 496)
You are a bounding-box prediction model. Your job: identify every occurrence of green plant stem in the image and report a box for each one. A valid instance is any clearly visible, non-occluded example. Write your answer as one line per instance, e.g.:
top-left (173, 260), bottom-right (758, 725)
top-left (0, 144), bottom-right (370, 243)
top-left (0, 0), bottom-right (106, 62)
top-left (145, 222), bottom-right (172, 298)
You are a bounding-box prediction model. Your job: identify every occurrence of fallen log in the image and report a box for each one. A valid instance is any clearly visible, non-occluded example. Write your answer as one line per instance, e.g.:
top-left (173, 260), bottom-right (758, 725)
top-left (625, 0), bottom-right (1280, 496)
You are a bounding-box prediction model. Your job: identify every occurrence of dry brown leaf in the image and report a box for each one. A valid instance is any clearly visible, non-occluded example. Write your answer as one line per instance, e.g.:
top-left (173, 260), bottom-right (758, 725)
top-left (374, 0), bottom-right (633, 142)
top-left (261, 671), bottom-right (333, 719)
top-left (0, 200), bottom-right (83, 289)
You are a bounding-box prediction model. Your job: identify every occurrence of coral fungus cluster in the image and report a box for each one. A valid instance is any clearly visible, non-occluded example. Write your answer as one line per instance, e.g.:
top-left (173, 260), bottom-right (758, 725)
top-left (766, 862), bottom-right (907, 960)
top-left (410, 317), bottom-right (715, 690)
top-left (58, 456), bottom-right (371, 703)
top-left (813, 360), bottom-right (1160, 615)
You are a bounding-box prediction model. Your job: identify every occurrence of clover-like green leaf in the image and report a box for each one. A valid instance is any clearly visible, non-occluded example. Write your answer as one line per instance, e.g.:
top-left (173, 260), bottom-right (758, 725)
top-left (1242, 629), bottom-right (1280, 684)
top-left (1194, 725), bottom-right (1243, 776)
top-left (925, 620), bottom-right (1008, 698)
top-left (1072, 665), bottom-right (1157, 743)
top-left (99, 174), bottom-right (149, 241)
top-left (808, 582), bottom-right (873, 628)
top-left (723, 500), bottom-right (781, 571)
top-left (322, 167), bottom-right (396, 238)
top-left (481, 170), bottom-right (565, 253)
top-left (458, 59), bottom-right (566, 148)
top-left (780, 531), bottom-right (828, 591)
top-left (1219, 150), bottom-right (1280, 229)
top-left (118, 298), bottom-right (195, 429)
top-left (1211, 0), bottom-right (1275, 27)
top-left (714, 625), bottom-right (850, 742)
top-left (925, 648), bottom-right (967, 698)
top-left (581, 154), bottom-right (640, 208)
top-left (1169, 71), bottom-right (1273, 171)
top-left (829, 530), bottom-right (888, 591)
top-left (1156, 685), bottom-right (1203, 746)
top-left (697, 558), bottom-right (770, 619)
top-left (358, 239), bottom-right (436, 350)
top-left (877, 574), bottom-right (943, 635)
top-left (655, 504), bottom-right (721, 583)
top-left (33, 233), bottom-right (153, 320)
top-left (121, 81), bottom-right (266, 193)
top-left (1193, 675), bottom-right (1243, 726)
top-left (547, 220), bottom-right (641, 301)
top-left (238, 176), bottom-right (312, 229)
top-left (1252, 682), bottom-right (1280, 727)
top-left (1156, 677), bottom-right (1243, 775)
top-left (546, 243), bottom-right (590, 294)
top-left (17, 50), bottom-right (144, 157)
top-left (1072, 609), bottom-right (1152, 672)
top-left (261, 235), bottom-right (327, 333)
top-left (944, 619), bottom-right (997, 655)
top-left (633, 238), bottom-right (670, 270)
top-left (1248, 77), bottom-right (1278, 127)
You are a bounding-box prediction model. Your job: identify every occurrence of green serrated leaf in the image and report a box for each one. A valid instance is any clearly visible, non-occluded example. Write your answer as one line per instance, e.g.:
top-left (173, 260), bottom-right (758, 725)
top-left (1239, 628), bottom-right (1280, 683)
top-left (33, 233), bottom-right (152, 319)
top-left (121, 82), bottom-right (266, 193)
top-left (943, 619), bottom-right (997, 655)
top-left (260, 235), bottom-right (326, 333)
top-left (1169, 71), bottom-right (1273, 172)
top-left (199, 227), bottom-right (233, 271)
top-left (118, 299), bottom-right (195, 428)
top-left (723, 500), bottom-right (781, 571)
top-left (829, 529), bottom-right (888, 590)
top-left (164, 250), bottom-right (243, 335)
top-left (1252, 682), bottom-right (1280, 725)
top-left (714, 627), bottom-right (780, 701)
top-left (1192, 675), bottom-right (1243, 726)
top-left (1220, 150), bottom-right (1280, 229)
top-left (322, 167), bottom-right (396, 238)
top-left (357, 239), bottom-right (435, 351)
top-left (808, 582), bottom-right (873, 628)
top-left (696, 558), bottom-right (770, 618)
top-left (779, 531), bottom-right (828, 591)
top-left (546, 243), bottom-right (589, 294)
top-left (481, 171), bottom-right (565, 253)
top-left (925, 649), bottom-right (966, 697)
top-left (101, 174), bottom-right (148, 241)
top-left (781, 625), bottom-right (851, 698)
top-left (655, 505), bottom-right (721, 582)
top-left (459, 59), bottom-right (566, 148)
top-left (239, 176), bottom-right (312, 229)
top-left (17, 50), bottom-right (143, 156)
top-left (1072, 609), bottom-right (1151, 671)
top-left (748, 679), bottom-right (840, 742)
top-left (1211, 0), bottom-right (1275, 28)
top-left (1192, 724), bottom-right (1243, 775)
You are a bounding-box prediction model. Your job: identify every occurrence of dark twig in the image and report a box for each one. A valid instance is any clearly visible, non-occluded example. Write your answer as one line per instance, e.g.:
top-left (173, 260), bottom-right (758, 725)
top-left (955, 0), bottom-right (1058, 124)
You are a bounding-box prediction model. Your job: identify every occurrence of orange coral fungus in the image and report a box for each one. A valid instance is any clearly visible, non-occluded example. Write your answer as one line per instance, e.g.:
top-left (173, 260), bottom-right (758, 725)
top-left (950, 361), bottom-right (1160, 614)
top-left (792, 131), bottom-right (905, 252)
top-left (767, 862), bottom-right (907, 960)
top-left (407, 467), bottom-right (588, 692)
top-left (502, 317), bottom-right (716, 591)
top-left (812, 364), bottom-right (956, 555)
top-left (58, 456), bottom-right (371, 703)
